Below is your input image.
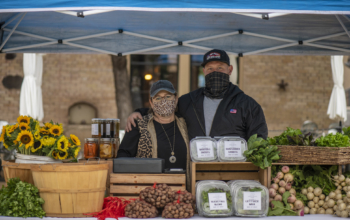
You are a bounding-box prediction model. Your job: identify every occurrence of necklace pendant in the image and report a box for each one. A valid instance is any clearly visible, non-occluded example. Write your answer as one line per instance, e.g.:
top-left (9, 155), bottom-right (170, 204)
top-left (171, 152), bottom-right (175, 156)
top-left (169, 156), bottom-right (176, 163)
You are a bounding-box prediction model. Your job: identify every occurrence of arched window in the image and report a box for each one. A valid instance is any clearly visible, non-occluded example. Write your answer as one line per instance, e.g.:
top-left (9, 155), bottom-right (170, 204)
top-left (68, 102), bottom-right (97, 125)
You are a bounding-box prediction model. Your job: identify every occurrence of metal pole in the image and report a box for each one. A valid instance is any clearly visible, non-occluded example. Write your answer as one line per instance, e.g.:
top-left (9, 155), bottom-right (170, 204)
top-left (0, 13), bottom-right (26, 51)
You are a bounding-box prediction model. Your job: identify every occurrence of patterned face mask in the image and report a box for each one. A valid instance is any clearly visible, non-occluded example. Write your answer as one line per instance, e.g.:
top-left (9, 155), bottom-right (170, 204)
top-left (203, 71), bottom-right (230, 99)
top-left (152, 99), bottom-right (176, 117)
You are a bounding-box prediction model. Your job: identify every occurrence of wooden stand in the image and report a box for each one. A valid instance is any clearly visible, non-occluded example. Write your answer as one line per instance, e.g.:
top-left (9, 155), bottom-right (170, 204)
top-left (190, 162), bottom-right (268, 195)
top-left (110, 173), bottom-right (186, 199)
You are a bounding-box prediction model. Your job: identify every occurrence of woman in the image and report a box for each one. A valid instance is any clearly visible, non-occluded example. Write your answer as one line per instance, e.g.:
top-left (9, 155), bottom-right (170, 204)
top-left (118, 80), bottom-right (190, 190)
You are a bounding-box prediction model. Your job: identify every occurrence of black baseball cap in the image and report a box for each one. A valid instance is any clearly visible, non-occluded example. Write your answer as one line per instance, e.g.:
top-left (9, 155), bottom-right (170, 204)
top-left (150, 80), bottom-right (176, 97)
top-left (201, 49), bottom-right (230, 67)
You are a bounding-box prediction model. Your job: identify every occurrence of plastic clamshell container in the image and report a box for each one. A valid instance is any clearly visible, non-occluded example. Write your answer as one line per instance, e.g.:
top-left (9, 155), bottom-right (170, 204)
top-left (217, 136), bottom-right (247, 162)
top-left (231, 183), bottom-right (269, 217)
top-left (196, 180), bottom-right (233, 217)
top-left (190, 137), bottom-right (218, 162)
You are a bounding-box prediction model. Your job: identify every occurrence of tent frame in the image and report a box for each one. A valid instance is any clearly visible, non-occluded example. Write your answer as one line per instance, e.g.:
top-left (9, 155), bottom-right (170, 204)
top-left (1, 11), bottom-right (350, 56)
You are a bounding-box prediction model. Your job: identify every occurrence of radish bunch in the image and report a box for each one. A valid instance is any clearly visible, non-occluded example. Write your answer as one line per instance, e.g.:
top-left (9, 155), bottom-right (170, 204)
top-left (301, 186), bottom-right (329, 215)
top-left (328, 175), bottom-right (350, 218)
top-left (269, 166), bottom-right (304, 212)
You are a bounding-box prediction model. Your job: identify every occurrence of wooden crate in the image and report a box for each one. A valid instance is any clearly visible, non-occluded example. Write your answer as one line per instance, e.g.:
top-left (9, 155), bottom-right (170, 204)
top-left (110, 173), bottom-right (186, 199)
top-left (190, 162), bottom-right (268, 195)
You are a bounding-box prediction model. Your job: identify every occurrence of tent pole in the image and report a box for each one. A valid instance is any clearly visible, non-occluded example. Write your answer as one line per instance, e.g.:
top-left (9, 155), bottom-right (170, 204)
top-left (123, 43), bottom-right (178, 55)
top-left (335, 15), bottom-right (350, 39)
top-left (64, 30), bottom-right (120, 42)
top-left (184, 31), bottom-right (239, 44)
top-left (1, 13), bottom-right (22, 29)
top-left (123, 31), bottom-right (176, 43)
top-left (3, 28), bottom-right (55, 41)
top-left (244, 31), bottom-right (294, 42)
top-left (63, 42), bottom-right (119, 55)
top-left (0, 13), bottom-right (26, 51)
top-left (304, 42), bottom-right (350, 53)
top-left (3, 42), bottom-right (56, 52)
top-left (244, 42), bottom-right (298, 55)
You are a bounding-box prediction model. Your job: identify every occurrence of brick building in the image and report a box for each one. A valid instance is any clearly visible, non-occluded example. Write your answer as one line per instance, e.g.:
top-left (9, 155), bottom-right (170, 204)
top-left (0, 53), bottom-right (349, 141)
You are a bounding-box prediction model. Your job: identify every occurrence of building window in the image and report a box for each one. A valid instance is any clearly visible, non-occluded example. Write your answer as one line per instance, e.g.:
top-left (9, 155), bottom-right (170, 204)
top-left (68, 102), bottom-right (97, 125)
top-left (190, 55), bottom-right (240, 91)
top-left (130, 55), bottom-right (179, 109)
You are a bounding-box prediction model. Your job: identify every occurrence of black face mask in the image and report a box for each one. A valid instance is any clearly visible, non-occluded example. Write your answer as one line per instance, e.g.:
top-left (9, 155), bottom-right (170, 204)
top-left (203, 71), bottom-right (230, 99)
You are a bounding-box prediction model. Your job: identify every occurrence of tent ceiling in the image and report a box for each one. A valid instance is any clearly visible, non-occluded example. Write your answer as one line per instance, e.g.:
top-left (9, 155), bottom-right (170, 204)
top-left (0, 3), bottom-right (350, 55)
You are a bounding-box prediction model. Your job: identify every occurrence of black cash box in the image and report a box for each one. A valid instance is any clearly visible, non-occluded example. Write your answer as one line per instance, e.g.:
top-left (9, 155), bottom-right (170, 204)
top-left (113, 158), bottom-right (165, 173)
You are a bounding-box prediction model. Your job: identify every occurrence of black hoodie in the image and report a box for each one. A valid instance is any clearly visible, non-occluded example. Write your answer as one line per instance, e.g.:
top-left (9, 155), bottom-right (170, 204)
top-left (137, 83), bottom-right (268, 141)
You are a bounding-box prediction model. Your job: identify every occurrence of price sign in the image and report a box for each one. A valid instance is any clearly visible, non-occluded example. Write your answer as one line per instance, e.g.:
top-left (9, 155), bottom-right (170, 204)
top-left (224, 141), bottom-right (241, 157)
top-left (243, 192), bottom-right (262, 210)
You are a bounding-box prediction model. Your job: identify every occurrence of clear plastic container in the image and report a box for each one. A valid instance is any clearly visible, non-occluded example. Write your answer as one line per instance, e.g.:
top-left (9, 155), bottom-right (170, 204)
top-left (217, 136), bottom-right (247, 162)
top-left (196, 180), bottom-right (233, 217)
top-left (190, 137), bottom-right (218, 162)
top-left (231, 183), bottom-right (269, 217)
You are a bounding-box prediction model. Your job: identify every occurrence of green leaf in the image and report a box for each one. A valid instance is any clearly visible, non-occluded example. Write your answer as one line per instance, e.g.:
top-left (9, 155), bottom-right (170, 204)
top-left (282, 191), bottom-right (291, 206)
top-left (268, 201), bottom-right (284, 216)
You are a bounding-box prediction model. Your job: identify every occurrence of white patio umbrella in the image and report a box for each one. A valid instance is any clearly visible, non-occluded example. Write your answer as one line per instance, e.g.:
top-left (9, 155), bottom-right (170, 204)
top-left (19, 53), bottom-right (44, 121)
top-left (327, 56), bottom-right (347, 122)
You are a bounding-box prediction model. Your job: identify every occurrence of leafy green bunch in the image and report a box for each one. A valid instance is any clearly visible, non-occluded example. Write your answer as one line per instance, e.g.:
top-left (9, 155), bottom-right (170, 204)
top-left (268, 191), bottom-right (297, 216)
top-left (244, 134), bottom-right (280, 169)
top-left (268, 127), bottom-right (315, 146)
top-left (0, 178), bottom-right (46, 218)
top-left (315, 133), bottom-right (350, 147)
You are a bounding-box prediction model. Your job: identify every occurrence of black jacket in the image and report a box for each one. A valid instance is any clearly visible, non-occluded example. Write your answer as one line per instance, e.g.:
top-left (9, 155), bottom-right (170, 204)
top-left (137, 83), bottom-right (268, 141)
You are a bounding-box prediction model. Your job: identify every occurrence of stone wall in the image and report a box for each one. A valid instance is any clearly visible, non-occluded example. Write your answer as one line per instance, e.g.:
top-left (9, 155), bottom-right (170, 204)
top-left (240, 55), bottom-right (335, 137)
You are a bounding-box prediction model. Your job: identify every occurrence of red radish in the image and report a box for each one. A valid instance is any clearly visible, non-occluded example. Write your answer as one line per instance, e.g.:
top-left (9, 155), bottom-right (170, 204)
top-left (285, 183), bottom-right (292, 191)
top-left (276, 172), bottom-right (284, 179)
top-left (297, 209), bottom-right (304, 216)
top-left (273, 177), bottom-right (280, 184)
top-left (279, 180), bottom-right (286, 187)
top-left (278, 187), bottom-right (286, 194)
top-left (282, 166), bottom-right (290, 173)
top-left (294, 200), bottom-right (304, 210)
top-left (284, 173), bottom-right (294, 183)
top-left (271, 183), bottom-right (279, 191)
top-left (287, 194), bottom-right (296, 203)
top-left (269, 188), bottom-right (277, 198)
top-left (275, 194), bottom-right (282, 201)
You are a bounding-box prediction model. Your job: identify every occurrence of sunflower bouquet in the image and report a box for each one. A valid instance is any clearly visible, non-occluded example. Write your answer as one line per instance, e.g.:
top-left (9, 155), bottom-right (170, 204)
top-left (0, 115), bottom-right (81, 161)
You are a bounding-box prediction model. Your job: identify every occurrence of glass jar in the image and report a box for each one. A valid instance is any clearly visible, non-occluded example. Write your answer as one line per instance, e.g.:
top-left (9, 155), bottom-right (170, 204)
top-left (111, 138), bottom-right (120, 158)
top-left (100, 119), bottom-right (106, 138)
top-left (105, 119), bottom-right (112, 138)
top-left (114, 119), bottom-right (120, 138)
top-left (91, 118), bottom-right (101, 138)
top-left (99, 138), bottom-right (112, 159)
top-left (84, 138), bottom-right (99, 159)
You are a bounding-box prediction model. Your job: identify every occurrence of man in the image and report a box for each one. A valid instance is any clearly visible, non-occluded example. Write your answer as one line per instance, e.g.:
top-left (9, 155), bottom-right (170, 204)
top-left (126, 49), bottom-right (268, 141)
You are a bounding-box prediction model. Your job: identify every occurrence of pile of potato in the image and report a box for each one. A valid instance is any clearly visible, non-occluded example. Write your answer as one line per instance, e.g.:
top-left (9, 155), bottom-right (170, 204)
top-left (125, 200), bottom-right (159, 218)
top-left (162, 202), bottom-right (194, 219)
top-left (140, 184), bottom-right (176, 209)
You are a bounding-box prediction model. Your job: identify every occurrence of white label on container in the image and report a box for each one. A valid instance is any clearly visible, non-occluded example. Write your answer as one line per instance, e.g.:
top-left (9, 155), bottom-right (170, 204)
top-left (243, 192), bottom-right (261, 210)
top-left (196, 141), bottom-right (214, 158)
top-left (91, 124), bottom-right (98, 135)
top-left (106, 124), bottom-right (110, 135)
top-left (208, 193), bottom-right (228, 210)
top-left (101, 124), bottom-right (104, 134)
top-left (224, 141), bottom-right (241, 157)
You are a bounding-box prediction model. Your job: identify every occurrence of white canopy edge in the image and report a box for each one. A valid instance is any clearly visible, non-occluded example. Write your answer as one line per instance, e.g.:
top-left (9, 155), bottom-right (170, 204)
top-left (0, 7), bottom-right (350, 14)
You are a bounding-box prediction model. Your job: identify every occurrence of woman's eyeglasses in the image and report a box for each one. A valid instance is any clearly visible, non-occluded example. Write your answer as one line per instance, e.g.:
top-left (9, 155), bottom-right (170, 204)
top-left (153, 95), bottom-right (175, 102)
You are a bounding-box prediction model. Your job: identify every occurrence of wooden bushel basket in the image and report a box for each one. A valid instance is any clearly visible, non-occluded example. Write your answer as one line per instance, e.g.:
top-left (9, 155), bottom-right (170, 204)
top-left (1, 161), bottom-right (34, 185)
top-left (30, 163), bottom-right (108, 217)
top-left (277, 145), bottom-right (350, 165)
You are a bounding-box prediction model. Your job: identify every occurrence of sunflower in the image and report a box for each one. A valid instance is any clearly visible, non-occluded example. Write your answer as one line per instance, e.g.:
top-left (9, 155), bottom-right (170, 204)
top-left (34, 130), bottom-right (41, 140)
top-left (50, 125), bottom-right (63, 136)
top-left (42, 136), bottom-right (56, 146)
top-left (17, 115), bottom-right (31, 125)
top-left (40, 128), bottom-right (50, 135)
top-left (3, 142), bottom-right (8, 149)
top-left (19, 123), bottom-right (30, 131)
top-left (6, 126), bottom-right (12, 137)
top-left (13, 140), bottom-right (18, 145)
top-left (70, 134), bottom-right (81, 146)
top-left (45, 122), bottom-right (53, 129)
top-left (57, 136), bottom-right (68, 152)
top-left (74, 147), bottom-right (81, 158)
top-left (0, 126), bottom-right (6, 142)
top-left (52, 151), bottom-right (59, 159)
top-left (57, 151), bottom-right (68, 160)
top-left (9, 124), bottom-right (18, 133)
top-left (16, 130), bottom-right (34, 149)
top-left (31, 139), bottom-right (43, 152)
